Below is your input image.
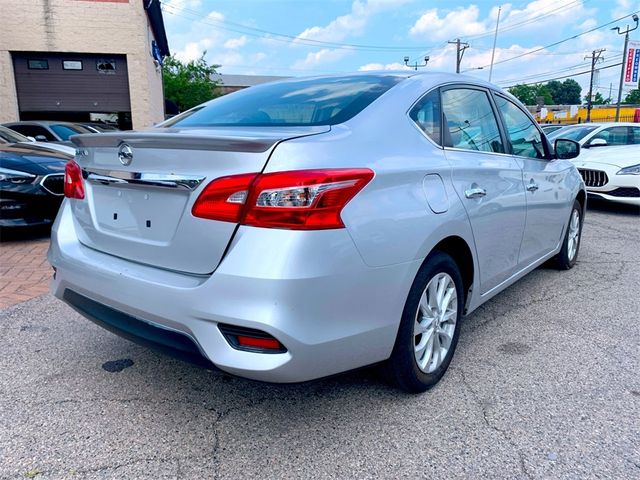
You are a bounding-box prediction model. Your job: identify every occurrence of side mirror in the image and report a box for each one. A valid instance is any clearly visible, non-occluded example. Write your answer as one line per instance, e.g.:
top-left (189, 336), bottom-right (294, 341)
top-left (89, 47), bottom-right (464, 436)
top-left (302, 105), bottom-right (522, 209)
top-left (34, 135), bottom-right (48, 142)
top-left (587, 138), bottom-right (607, 148)
top-left (555, 139), bottom-right (580, 160)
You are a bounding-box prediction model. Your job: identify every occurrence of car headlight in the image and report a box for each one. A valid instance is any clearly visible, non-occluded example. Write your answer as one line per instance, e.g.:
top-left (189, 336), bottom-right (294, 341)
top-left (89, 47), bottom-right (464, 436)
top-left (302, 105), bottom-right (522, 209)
top-left (617, 164), bottom-right (640, 175)
top-left (0, 167), bottom-right (36, 184)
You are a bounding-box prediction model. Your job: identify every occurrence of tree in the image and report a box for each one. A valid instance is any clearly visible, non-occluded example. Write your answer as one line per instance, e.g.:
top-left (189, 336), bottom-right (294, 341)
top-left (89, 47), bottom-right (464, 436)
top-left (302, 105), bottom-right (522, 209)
top-left (560, 79), bottom-right (582, 105)
top-left (162, 53), bottom-right (221, 112)
top-left (623, 89), bottom-right (640, 104)
top-left (508, 84), bottom-right (552, 106)
top-left (588, 92), bottom-right (609, 105)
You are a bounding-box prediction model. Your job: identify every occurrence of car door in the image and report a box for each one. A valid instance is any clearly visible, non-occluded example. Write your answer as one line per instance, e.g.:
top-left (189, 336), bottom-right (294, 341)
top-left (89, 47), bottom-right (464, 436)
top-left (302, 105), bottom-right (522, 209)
top-left (442, 86), bottom-right (527, 295)
top-left (492, 93), bottom-right (572, 266)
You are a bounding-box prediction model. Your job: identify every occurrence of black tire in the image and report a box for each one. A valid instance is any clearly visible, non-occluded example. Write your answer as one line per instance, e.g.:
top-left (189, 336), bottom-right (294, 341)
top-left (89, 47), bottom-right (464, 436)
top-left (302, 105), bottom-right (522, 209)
top-left (385, 251), bottom-right (464, 393)
top-left (555, 199), bottom-right (583, 270)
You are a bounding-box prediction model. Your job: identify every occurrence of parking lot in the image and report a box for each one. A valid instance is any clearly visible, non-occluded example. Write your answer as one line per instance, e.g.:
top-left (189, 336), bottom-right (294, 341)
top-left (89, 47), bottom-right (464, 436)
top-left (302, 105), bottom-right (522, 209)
top-left (0, 201), bottom-right (638, 480)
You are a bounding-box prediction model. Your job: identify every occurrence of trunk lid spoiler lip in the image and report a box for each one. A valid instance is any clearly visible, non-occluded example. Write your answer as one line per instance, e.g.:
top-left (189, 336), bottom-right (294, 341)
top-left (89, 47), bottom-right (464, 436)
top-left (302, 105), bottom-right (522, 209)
top-left (70, 126), bottom-right (332, 152)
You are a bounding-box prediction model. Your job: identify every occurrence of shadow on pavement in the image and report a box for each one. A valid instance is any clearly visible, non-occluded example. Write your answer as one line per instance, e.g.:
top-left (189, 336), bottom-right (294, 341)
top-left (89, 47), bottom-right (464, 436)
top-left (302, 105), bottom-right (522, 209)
top-left (587, 198), bottom-right (639, 216)
top-left (0, 225), bottom-right (51, 242)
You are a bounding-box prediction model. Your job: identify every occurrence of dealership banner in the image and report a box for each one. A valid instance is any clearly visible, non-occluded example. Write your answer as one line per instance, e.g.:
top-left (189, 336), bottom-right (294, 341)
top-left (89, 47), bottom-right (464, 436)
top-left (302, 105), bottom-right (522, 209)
top-left (624, 40), bottom-right (640, 87)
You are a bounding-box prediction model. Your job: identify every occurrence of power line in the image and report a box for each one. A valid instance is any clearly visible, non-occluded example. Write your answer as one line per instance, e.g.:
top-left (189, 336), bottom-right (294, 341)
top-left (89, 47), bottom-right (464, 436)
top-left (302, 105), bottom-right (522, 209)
top-left (479, 10), bottom-right (640, 69)
top-left (501, 62), bottom-right (623, 88)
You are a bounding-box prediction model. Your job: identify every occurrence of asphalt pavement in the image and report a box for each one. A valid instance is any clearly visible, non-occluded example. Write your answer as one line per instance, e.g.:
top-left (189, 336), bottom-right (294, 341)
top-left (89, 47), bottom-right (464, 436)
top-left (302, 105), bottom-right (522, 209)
top-left (1, 200), bottom-right (638, 479)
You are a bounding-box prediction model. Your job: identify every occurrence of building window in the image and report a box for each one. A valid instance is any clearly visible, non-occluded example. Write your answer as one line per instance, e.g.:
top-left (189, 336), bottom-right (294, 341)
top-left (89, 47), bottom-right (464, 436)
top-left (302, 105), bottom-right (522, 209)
top-left (63, 60), bottom-right (83, 70)
top-left (96, 59), bottom-right (116, 74)
top-left (27, 59), bottom-right (49, 70)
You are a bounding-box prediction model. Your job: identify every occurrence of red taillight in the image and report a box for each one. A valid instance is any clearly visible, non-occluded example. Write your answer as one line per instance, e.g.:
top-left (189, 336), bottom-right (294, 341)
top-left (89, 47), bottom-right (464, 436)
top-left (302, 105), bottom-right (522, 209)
top-left (237, 335), bottom-right (283, 350)
top-left (192, 168), bottom-right (374, 230)
top-left (64, 160), bottom-right (85, 199)
top-left (191, 173), bottom-right (258, 222)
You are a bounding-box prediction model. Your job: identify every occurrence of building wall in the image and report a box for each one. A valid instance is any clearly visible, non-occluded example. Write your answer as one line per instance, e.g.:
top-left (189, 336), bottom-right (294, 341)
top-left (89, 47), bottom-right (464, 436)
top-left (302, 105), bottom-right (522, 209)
top-left (0, 0), bottom-right (164, 129)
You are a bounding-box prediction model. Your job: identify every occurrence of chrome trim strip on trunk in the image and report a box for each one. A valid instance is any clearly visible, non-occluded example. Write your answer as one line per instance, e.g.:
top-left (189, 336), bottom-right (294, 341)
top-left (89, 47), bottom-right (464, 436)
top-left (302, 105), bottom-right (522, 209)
top-left (83, 168), bottom-right (206, 191)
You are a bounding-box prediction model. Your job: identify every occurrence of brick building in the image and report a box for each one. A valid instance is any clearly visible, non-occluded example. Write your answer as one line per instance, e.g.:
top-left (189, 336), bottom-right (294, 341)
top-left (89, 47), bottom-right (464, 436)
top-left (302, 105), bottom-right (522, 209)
top-left (0, 0), bottom-right (169, 130)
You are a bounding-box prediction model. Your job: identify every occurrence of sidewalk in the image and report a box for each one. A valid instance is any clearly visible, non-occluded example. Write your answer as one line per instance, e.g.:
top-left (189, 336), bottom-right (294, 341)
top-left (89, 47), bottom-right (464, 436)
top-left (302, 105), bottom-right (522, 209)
top-left (0, 237), bottom-right (52, 309)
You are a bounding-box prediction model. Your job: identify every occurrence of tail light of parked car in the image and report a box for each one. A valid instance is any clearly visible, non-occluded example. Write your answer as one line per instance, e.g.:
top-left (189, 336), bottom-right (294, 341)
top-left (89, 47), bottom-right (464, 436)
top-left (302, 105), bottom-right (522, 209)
top-left (64, 160), bottom-right (85, 199)
top-left (192, 169), bottom-right (374, 230)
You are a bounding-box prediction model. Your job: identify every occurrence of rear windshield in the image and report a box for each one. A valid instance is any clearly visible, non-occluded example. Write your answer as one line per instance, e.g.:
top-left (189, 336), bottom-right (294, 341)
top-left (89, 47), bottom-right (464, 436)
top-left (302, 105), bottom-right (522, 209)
top-left (162, 75), bottom-right (404, 127)
top-left (548, 126), bottom-right (598, 142)
top-left (50, 124), bottom-right (91, 141)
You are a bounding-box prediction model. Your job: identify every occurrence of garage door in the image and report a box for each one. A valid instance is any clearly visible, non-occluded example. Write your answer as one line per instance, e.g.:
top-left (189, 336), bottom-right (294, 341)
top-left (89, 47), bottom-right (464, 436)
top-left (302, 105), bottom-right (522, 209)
top-left (12, 52), bottom-right (131, 112)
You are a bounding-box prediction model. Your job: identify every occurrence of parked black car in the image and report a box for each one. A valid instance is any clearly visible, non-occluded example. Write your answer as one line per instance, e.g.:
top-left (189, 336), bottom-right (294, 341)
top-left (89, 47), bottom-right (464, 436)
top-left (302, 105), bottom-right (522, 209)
top-left (0, 144), bottom-right (71, 228)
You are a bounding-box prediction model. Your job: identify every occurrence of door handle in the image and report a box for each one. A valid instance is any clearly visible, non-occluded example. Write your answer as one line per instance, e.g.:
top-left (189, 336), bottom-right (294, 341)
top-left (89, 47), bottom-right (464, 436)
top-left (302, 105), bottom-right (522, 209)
top-left (464, 187), bottom-right (487, 199)
top-left (526, 182), bottom-right (539, 192)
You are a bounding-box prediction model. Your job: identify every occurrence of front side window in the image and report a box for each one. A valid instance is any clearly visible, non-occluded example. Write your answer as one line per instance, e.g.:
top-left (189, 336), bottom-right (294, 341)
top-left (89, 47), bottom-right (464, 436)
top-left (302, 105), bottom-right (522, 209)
top-left (409, 89), bottom-right (441, 145)
top-left (162, 75), bottom-right (404, 127)
top-left (591, 126), bottom-right (629, 145)
top-left (495, 95), bottom-right (545, 159)
top-left (441, 88), bottom-right (504, 153)
top-left (631, 127), bottom-right (640, 144)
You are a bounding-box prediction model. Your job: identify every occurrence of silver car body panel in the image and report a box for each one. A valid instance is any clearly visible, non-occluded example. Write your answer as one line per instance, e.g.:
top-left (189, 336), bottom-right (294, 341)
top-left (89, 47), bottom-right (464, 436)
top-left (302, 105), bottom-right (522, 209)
top-left (49, 72), bottom-right (586, 382)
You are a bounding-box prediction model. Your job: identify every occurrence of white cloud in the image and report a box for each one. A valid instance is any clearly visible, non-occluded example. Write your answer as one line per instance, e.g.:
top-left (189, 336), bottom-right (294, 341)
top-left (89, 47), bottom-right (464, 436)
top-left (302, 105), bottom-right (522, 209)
top-left (296, 0), bottom-right (412, 43)
top-left (224, 35), bottom-right (248, 49)
top-left (206, 10), bottom-right (225, 22)
top-left (291, 48), bottom-right (350, 70)
top-left (358, 62), bottom-right (410, 71)
top-left (410, 5), bottom-right (488, 40)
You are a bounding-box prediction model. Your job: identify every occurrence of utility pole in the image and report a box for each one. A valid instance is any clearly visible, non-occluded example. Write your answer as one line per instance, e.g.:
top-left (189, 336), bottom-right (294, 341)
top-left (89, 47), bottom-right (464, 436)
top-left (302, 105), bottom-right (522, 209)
top-left (448, 38), bottom-right (469, 74)
top-left (612, 14), bottom-right (639, 121)
top-left (489, 6), bottom-right (502, 82)
top-left (585, 48), bottom-right (605, 122)
top-left (403, 56), bottom-right (429, 71)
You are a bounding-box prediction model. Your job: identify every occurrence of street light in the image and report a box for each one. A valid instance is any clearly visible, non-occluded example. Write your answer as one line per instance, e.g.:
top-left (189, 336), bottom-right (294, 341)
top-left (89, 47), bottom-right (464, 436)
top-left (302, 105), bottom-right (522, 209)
top-left (404, 56), bottom-right (429, 71)
top-left (612, 13), bottom-right (639, 121)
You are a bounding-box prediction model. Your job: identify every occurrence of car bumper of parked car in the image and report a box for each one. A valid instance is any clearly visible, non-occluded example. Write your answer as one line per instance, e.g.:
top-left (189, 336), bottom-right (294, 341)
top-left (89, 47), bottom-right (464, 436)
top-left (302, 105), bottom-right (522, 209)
top-left (48, 201), bottom-right (419, 383)
top-left (577, 163), bottom-right (640, 206)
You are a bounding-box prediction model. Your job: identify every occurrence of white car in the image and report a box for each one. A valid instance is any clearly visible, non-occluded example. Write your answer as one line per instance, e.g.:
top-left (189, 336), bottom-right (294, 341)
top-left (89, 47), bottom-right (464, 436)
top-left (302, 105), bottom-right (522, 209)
top-left (573, 145), bottom-right (640, 206)
top-left (0, 125), bottom-right (75, 156)
top-left (548, 122), bottom-right (640, 149)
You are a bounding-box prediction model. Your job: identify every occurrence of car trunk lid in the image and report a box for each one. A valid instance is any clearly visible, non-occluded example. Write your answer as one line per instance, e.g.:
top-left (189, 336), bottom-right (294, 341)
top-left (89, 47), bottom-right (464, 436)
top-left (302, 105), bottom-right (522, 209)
top-left (69, 127), bottom-right (329, 274)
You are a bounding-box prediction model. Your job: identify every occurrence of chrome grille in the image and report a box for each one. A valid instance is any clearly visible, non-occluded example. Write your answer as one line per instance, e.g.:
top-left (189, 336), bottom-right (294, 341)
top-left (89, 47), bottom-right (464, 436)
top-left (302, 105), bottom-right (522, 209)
top-left (40, 174), bottom-right (64, 196)
top-left (578, 168), bottom-right (608, 188)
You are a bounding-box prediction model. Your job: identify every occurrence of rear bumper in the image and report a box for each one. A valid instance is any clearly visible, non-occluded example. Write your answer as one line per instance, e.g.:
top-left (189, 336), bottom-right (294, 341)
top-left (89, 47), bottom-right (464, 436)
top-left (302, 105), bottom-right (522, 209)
top-left (49, 201), bottom-right (420, 382)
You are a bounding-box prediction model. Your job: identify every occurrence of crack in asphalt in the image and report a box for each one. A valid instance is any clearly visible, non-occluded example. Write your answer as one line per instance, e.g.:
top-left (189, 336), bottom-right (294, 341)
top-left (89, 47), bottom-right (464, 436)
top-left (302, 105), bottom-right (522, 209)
top-left (458, 368), bottom-right (534, 480)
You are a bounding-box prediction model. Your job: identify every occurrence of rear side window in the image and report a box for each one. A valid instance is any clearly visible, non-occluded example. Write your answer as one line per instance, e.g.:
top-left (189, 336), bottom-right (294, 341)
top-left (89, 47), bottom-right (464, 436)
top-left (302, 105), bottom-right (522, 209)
top-left (494, 95), bottom-right (545, 159)
top-left (163, 75), bottom-right (404, 127)
top-left (409, 89), bottom-right (441, 145)
top-left (441, 88), bottom-right (504, 153)
top-left (10, 125), bottom-right (56, 141)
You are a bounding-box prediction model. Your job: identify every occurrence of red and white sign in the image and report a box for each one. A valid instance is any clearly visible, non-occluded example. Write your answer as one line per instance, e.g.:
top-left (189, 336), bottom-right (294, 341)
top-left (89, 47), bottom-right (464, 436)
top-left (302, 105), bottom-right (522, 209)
top-left (624, 41), bottom-right (640, 88)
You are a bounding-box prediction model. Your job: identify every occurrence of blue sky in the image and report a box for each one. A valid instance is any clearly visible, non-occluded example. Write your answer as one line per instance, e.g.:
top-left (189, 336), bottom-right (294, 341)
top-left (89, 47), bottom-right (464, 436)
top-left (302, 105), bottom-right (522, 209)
top-left (161, 0), bottom-right (640, 97)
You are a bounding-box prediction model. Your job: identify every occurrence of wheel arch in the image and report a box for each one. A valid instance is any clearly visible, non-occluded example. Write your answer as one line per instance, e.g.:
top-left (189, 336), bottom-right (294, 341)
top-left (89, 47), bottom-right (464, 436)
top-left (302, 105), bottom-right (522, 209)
top-left (428, 235), bottom-right (475, 311)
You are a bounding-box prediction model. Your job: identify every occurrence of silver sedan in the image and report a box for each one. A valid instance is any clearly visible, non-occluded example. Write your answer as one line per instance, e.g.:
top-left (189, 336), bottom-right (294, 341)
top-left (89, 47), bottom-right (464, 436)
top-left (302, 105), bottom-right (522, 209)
top-left (48, 72), bottom-right (586, 392)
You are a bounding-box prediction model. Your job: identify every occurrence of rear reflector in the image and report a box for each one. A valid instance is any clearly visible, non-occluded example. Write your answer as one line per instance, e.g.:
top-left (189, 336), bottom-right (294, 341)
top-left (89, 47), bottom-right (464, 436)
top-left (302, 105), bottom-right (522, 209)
top-left (192, 168), bottom-right (374, 230)
top-left (64, 160), bottom-right (85, 199)
top-left (237, 335), bottom-right (282, 350)
top-left (217, 323), bottom-right (287, 354)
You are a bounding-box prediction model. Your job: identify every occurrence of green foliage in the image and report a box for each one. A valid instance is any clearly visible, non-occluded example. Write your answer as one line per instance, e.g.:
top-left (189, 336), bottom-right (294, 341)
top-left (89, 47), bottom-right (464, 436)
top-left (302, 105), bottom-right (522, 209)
top-left (508, 79), bottom-right (583, 105)
top-left (508, 84), bottom-right (552, 105)
top-left (623, 89), bottom-right (640, 104)
top-left (587, 92), bottom-right (609, 105)
top-left (559, 79), bottom-right (582, 105)
top-left (162, 53), bottom-right (221, 112)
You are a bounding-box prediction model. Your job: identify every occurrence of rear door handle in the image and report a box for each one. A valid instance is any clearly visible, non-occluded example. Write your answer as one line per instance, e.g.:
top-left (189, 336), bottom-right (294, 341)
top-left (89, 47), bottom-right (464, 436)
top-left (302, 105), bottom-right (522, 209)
top-left (526, 182), bottom-right (539, 192)
top-left (464, 187), bottom-right (487, 199)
